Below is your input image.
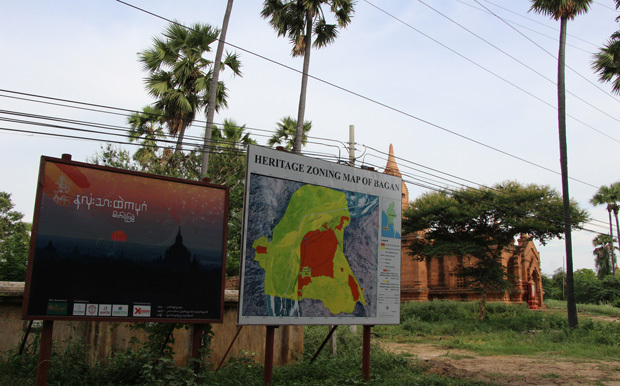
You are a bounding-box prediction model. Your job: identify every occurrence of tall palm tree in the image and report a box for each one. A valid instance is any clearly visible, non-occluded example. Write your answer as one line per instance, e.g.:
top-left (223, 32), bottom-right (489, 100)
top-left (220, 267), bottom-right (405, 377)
top-left (529, 0), bottom-right (592, 329)
top-left (590, 184), bottom-right (620, 274)
top-left (592, 234), bottom-right (616, 278)
top-left (267, 116), bottom-right (312, 150)
top-left (202, 0), bottom-right (238, 177)
top-left (261, 0), bottom-right (354, 154)
top-left (140, 22), bottom-right (240, 156)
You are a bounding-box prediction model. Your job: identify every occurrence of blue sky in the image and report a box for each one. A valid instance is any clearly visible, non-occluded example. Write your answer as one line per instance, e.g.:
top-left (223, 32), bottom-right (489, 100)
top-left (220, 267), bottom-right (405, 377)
top-left (1, 0), bottom-right (619, 275)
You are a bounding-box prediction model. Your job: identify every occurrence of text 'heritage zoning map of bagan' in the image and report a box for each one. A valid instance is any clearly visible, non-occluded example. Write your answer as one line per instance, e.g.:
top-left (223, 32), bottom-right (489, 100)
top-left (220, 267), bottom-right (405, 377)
top-left (242, 174), bottom-right (379, 320)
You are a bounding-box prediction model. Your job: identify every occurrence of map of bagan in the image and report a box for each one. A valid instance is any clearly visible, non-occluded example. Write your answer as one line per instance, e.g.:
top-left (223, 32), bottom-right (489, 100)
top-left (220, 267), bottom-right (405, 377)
top-left (252, 185), bottom-right (366, 314)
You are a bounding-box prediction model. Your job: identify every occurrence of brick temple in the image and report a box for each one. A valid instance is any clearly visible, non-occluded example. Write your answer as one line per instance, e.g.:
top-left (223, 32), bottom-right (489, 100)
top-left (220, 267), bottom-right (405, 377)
top-left (384, 144), bottom-right (543, 308)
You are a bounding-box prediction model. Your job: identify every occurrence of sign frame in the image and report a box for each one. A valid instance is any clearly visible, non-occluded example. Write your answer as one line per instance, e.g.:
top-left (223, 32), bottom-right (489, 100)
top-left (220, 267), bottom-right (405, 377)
top-left (22, 155), bottom-right (229, 324)
top-left (238, 145), bottom-right (402, 326)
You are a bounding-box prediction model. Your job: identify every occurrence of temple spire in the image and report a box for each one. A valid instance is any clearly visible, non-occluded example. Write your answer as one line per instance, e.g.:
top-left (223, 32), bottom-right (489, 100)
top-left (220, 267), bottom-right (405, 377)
top-left (383, 144), bottom-right (409, 209)
top-left (385, 144), bottom-right (401, 177)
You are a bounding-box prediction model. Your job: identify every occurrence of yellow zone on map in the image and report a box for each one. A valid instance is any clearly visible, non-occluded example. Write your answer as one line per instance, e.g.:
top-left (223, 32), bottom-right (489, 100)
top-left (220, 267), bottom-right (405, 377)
top-left (252, 185), bottom-right (366, 314)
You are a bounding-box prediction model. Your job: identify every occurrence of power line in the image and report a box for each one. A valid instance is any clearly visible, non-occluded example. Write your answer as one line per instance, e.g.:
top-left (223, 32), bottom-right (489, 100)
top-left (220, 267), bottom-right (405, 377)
top-left (472, 0), bottom-right (620, 108)
top-left (419, 0), bottom-right (620, 128)
top-left (363, 0), bottom-right (620, 143)
top-left (0, 117), bottom-right (609, 236)
top-left (469, 0), bottom-right (602, 49)
top-left (112, 1), bottom-right (613, 188)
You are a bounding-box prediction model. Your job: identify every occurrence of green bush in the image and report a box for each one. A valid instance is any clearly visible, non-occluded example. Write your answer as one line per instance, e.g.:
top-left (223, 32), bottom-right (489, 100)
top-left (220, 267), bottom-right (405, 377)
top-left (399, 300), bottom-right (571, 335)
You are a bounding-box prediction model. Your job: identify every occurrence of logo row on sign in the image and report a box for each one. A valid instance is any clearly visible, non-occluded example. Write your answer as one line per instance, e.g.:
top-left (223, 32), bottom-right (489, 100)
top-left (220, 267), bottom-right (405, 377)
top-left (74, 304), bottom-right (151, 317)
top-left (47, 302), bottom-right (151, 317)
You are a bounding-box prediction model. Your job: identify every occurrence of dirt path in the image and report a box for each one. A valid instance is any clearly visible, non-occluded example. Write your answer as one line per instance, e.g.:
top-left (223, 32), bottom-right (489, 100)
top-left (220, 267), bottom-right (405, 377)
top-left (382, 341), bottom-right (620, 385)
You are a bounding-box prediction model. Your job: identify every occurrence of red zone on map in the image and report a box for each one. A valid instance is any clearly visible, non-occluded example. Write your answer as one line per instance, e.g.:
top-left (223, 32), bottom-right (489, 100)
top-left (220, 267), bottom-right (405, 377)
top-left (254, 216), bottom-right (362, 303)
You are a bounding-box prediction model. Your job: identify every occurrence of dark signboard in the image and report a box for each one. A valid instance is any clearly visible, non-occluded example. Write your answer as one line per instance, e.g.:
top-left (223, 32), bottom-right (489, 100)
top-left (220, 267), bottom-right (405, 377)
top-left (23, 156), bottom-right (228, 323)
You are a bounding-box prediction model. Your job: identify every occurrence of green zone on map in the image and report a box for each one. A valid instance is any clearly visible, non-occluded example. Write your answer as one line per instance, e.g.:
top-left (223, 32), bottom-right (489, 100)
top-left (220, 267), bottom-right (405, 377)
top-left (253, 185), bottom-right (366, 314)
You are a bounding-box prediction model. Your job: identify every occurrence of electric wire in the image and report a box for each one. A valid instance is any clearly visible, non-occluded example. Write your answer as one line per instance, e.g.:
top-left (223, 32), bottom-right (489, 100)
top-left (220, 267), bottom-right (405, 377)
top-left (467, 0), bottom-right (601, 49)
top-left (113, 1), bottom-right (619, 184)
top-left (419, 0), bottom-right (620, 128)
top-left (0, 85), bottom-right (605, 190)
top-left (1, 0), bottom-right (616, 238)
top-left (473, 0), bottom-right (620, 107)
top-left (0, 90), bottom-right (352, 154)
top-left (0, 4), bottom-right (616, 266)
top-left (0, 120), bottom-right (609, 237)
top-left (348, 155), bottom-right (607, 237)
top-left (364, 0), bottom-right (620, 143)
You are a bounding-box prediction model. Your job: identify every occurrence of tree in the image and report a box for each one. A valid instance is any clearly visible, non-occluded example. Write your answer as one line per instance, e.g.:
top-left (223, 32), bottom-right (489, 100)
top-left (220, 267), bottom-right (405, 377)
top-left (127, 105), bottom-right (167, 170)
top-left (592, 234), bottom-right (616, 278)
top-left (529, 0), bottom-right (593, 329)
top-left (592, 0), bottom-right (620, 94)
top-left (261, 0), bottom-right (354, 153)
top-left (572, 269), bottom-right (620, 305)
top-left (542, 269), bottom-right (566, 300)
top-left (573, 268), bottom-right (599, 304)
top-left (611, 182), bottom-right (620, 271)
top-left (403, 181), bottom-right (588, 321)
top-left (206, 119), bottom-right (256, 276)
top-left (139, 22), bottom-right (241, 156)
top-left (267, 116), bottom-right (312, 150)
top-left (89, 144), bottom-right (137, 171)
top-left (592, 31), bottom-right (620, 93)
top-left (0, 192), bottom-right (30, 281)
top-left (201, 0), bottom-right (236, 177)
top-left (590, 183), bottom-right (620, 275)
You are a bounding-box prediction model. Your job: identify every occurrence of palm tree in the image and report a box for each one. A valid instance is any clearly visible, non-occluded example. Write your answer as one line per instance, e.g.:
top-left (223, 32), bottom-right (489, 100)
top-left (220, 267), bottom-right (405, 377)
top-left (611, 182), bottom-right (620, 272)
top-left (529, 0), bottom-right (592, 329)
top-left (201, 0), bottom-right (239, 177)
top-left (267, 116), bottom-right (312, 150)
top-left (592, 30), bottom-right (620, 94)
top-left (128, 106), bottom-right (166, 148)
top-left (592, 1), bottom-right (620, 92)
top-left (140, 22), bottom-right (240, 156)
top-left (207, 119), bottom-right (256, 277)
top-left (261, 0), bottom-right (354, 154)
top-left (590, 184), bottom-right (620, 274)
top-left (592, 234), bottom-right (616, 278)
top-left (127, 105), bottom-right (167, 170)
top-left (210, 119), bottom-right (256, 152)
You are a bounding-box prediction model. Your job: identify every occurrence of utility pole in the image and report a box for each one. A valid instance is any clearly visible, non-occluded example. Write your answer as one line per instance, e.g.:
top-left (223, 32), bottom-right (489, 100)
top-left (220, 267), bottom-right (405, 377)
top-left (348, 124), bottom-right (355, 166)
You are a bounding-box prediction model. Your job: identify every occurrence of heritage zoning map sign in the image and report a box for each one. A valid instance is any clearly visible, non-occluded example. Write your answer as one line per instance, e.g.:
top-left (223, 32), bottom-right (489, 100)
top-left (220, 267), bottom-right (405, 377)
top-left (23, 156), bottom-right (228, 323)
top-left (238, 145), bottom-right (402, 325)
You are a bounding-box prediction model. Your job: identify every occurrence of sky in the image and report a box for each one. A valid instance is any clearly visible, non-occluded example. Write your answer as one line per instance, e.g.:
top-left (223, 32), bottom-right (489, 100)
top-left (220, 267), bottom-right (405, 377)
top-left (1, 0), bottom-right (619, 276)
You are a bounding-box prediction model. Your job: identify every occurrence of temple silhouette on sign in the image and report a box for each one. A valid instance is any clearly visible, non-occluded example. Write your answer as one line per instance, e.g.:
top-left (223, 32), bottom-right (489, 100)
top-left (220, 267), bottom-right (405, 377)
top-left (162, 227), bottom-right (199, 272)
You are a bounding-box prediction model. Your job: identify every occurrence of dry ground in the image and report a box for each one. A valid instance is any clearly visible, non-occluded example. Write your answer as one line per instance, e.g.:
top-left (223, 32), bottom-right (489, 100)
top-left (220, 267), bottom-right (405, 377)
top-left (383, 341), bottom-right (620, 385)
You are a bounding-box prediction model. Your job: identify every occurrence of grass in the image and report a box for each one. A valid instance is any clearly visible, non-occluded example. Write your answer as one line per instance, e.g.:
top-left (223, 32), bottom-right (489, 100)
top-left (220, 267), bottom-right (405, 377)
top-left (375, 301), bottom-right (620, 360)
top-left (0, 323), bottom-right (482, 385)
top-left (1, 301), bottom-right (619, 384)
top-left (545, 299), bottom-right (620, 317)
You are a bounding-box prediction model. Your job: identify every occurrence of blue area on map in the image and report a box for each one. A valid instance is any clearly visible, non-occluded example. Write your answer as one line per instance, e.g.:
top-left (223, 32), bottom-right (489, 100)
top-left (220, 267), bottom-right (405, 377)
top-left (381, 211), bottom-right (401, 239)
top-left (346, 192), bottom-right (379, 219)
